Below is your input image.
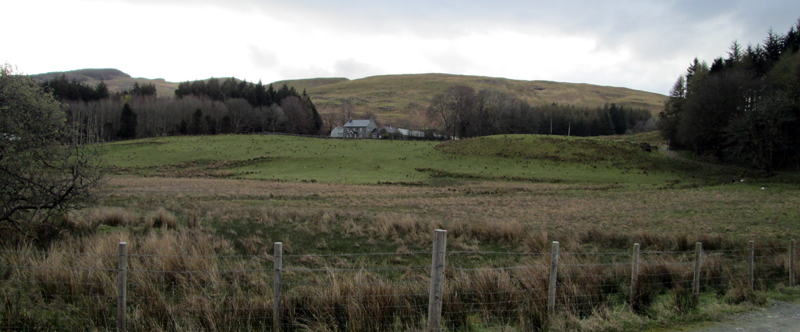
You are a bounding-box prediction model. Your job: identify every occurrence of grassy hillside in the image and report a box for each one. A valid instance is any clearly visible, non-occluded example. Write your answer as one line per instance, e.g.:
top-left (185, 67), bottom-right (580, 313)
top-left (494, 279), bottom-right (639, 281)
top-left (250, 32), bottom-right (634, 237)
top-left (297, 74), bottom-right (667, 127)
top-left (30, 68), bottom-right (179, 98)
top-left (270, 77), bottom-right (350, 91)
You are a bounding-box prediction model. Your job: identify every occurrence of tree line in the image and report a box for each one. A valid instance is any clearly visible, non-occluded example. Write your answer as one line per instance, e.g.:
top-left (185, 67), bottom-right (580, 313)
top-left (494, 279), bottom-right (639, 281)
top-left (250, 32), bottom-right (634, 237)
top-left (40, 74), bottom-right (157, 102)
top-left (45, 77), bottom-right (322, 143)
top-left (660, 19), bottom-right (800, 172)
top-left (175, 78), bottom-right (307, 109)
top-left (426, 85), bottom-right (653, 139)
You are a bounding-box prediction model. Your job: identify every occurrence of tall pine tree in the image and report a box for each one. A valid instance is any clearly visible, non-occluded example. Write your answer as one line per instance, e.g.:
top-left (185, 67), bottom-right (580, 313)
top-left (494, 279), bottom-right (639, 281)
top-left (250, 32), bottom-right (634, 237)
top-left (117, 103), bottom-right (137, 139)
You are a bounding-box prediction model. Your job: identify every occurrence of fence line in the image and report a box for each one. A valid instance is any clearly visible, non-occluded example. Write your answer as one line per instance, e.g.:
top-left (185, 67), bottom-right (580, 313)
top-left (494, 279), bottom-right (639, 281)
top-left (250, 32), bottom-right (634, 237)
top-left (1, 232), bottom-right (798, 332)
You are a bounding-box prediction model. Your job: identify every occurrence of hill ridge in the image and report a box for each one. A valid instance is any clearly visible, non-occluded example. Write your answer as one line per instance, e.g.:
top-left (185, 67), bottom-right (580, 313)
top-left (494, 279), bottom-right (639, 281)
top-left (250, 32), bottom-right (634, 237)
top-left (28, 69), bottom-right (666, 127)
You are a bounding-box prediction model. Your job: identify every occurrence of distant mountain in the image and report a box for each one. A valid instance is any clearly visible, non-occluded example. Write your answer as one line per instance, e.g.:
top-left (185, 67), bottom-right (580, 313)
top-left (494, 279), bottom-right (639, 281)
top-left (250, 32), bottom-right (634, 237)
top-left (30, 69), bottom-right (666, 127)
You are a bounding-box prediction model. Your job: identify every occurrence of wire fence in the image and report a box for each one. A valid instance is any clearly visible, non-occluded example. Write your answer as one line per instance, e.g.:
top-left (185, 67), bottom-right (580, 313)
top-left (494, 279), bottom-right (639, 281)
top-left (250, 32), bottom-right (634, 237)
top-left (0, 233), bottom-right (796, 332)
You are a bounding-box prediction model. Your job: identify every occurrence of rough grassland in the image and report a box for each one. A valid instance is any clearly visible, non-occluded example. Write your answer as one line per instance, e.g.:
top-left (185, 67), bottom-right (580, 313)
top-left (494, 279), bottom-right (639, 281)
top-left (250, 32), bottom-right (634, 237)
top-left (3, 133), bottom-right (799, 332)
top-left (100, 133), bottom-right (800, 250)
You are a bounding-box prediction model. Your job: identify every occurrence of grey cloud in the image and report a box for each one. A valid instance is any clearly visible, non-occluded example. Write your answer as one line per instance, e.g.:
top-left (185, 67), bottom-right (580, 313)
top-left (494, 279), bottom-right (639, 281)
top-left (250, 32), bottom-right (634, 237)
top-left (112, 0), bottom-right (800, 48)
top-left (106, 0), bottom-right (800, 92)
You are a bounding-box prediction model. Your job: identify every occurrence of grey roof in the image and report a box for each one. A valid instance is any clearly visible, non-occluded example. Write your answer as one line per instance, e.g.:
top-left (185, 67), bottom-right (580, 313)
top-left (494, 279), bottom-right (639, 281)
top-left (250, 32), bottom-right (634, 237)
top-left (380, 127), bottom-right (399, 134)
top-left (344, 119), bottom-right (375, 127)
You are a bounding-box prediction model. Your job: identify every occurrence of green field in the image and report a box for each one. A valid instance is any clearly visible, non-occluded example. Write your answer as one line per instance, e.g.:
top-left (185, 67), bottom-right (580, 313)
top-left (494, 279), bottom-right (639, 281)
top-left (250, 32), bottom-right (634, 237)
top-left (105, 133), bottom-right (739, 187)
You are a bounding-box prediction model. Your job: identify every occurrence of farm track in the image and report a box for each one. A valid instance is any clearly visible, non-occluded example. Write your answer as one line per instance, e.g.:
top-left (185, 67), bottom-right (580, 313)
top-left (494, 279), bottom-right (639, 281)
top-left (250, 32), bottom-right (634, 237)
top-left (670, 300), bottom-right (800, 332)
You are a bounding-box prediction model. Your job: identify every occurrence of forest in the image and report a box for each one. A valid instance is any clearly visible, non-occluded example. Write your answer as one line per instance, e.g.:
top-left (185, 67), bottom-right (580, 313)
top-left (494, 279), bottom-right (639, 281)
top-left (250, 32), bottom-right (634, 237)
top-left (41, 77), bottom-right (323, 142)
top-left (660, 19), bottom-right (800, 172)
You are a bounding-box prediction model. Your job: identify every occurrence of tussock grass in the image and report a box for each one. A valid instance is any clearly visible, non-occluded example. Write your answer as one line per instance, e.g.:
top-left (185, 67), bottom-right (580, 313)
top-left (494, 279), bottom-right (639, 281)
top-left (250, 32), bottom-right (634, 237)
top-left (1, 221), bottom-right (796, 331)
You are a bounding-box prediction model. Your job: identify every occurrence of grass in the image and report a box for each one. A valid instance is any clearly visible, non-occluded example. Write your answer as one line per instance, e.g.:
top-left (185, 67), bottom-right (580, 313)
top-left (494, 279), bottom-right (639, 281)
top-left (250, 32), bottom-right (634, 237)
top-left (104, 133), bottom-right (753, 188)
top-left (3, 132), bottom-right (800, 331)
top-left (99, 133), bottom-right (800, 244)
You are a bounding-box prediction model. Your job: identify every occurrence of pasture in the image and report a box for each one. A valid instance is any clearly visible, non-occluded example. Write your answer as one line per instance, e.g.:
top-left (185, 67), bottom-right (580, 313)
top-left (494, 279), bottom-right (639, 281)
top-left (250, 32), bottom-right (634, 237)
top-left (100, 133), bottom-right (800, 253)
top-left (2, 133), bottom-right (799, 331)
top-left (106, 133), bottom-right (724, 186)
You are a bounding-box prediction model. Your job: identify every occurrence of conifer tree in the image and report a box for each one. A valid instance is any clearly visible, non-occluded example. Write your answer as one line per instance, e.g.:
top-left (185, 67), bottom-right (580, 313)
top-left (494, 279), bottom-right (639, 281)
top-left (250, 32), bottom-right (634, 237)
top-left (117, 103), bottom-right (137, 139)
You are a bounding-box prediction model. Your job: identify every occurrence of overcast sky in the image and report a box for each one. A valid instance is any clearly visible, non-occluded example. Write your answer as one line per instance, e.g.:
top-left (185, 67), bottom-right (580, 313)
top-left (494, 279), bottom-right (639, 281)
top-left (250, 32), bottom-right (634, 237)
top-left (3, 0), bottom-right (799, 94)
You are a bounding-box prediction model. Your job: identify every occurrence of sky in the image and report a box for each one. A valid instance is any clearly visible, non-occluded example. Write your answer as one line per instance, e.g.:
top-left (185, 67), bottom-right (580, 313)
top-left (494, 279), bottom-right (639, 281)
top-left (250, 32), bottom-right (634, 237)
top-left (2, 0), bottom-right (799, 95)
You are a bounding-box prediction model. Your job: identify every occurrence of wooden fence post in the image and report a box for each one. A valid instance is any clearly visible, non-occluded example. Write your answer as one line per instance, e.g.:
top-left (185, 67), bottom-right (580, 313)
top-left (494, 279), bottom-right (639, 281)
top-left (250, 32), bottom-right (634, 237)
top-left (791, 239), bottom-right (796, 287)
top-left (692, 242), bottom-right (702, 304)
top-left (630, 243), bottom-right (640, 308)
top-left (548, 241), bottom-right (559, 315)
top-left (749, 240), bottom-right (755, 292)
top-left (274, 242), bottom-right (283, 332)
top-left (428, 229), bottom-right (447, 332)
top-left (117, 242), bottom-right (127, 332)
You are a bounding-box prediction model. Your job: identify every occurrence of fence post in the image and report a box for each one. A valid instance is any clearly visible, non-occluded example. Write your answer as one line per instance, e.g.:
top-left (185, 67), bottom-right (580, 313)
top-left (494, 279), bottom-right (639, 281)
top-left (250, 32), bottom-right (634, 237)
top-left (427, 229), bottom-right (447, 332)
top-left (117, 242), bottom-right (127, 332)
top-left (548, 241), bottom-right (559, 315)
top-left (749, 240), bottom-right (755, 292)
top-left (791, 239), bottom-right (796, 287)
top-left (274, 242), bottom-right (283, 332)
top-left (630, 243), bottom-right (640, 308)
top-left (692, 242), bottom-right (702, 305)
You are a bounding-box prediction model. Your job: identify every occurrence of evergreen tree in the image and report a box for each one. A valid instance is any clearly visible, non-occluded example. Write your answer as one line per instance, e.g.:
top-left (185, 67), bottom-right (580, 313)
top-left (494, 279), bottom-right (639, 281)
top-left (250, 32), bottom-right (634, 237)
top-left (178, 120), bottom-right (188, 135)
top-left (117, 103), bottom-right (137, 139)
top-left (659, 75), bottom-right (686, 146)
top-left (95, 81), bottom-right (109, 99)
top-left (221, 116), bottom-right (232, 134)
top-left (191, 109), bottom-right (204, 135)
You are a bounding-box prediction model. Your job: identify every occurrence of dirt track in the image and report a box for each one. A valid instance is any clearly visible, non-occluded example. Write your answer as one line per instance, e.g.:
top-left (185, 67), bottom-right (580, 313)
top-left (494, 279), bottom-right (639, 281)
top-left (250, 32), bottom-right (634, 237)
top-left (673, 300), bottom-right (800, 332)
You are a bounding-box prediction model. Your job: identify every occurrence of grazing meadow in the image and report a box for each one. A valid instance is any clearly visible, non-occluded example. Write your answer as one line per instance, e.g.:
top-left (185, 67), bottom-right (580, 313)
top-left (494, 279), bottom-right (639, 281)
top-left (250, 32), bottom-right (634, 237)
top-left (2, 132), bottom-right (799, 331)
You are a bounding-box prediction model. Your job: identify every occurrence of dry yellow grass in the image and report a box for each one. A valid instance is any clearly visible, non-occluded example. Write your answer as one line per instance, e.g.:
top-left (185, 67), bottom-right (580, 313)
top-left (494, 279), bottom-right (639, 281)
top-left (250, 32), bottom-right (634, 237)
top-left (2, 175), bottom-right (795, 331)
top-left (105, 176), bottom-right (799, 248)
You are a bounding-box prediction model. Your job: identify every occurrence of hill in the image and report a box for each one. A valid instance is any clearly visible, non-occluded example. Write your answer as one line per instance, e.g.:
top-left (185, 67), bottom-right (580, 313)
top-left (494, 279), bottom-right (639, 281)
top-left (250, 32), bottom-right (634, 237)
top-left (31, 68), bottom-right (131, 82)
top-left (270, 77), bottom-right (350, 91)
top-left (282, 74), bottom-right (667, 127)
top-left (30, 69), bottom-right (666, 127)
top-left (30, 68), bottom-right (178, 98)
